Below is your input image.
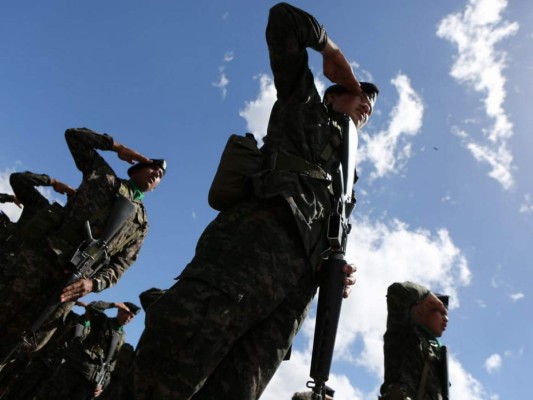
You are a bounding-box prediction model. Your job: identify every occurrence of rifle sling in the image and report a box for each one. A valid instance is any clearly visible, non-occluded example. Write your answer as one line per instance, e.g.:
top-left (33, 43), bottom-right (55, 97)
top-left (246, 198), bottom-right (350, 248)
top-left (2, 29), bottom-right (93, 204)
top-left (416, 360), bottom-right (430, 400)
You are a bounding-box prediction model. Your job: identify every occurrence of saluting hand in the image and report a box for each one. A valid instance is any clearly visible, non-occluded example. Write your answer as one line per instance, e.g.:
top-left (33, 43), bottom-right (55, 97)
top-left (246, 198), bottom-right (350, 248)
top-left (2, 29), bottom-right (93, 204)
top-left (51, 179), bottom-right (77, 197)
top-left (113, 141), bottom-right (151, 165)
top-left (321, 38), bottom-right (361, 95)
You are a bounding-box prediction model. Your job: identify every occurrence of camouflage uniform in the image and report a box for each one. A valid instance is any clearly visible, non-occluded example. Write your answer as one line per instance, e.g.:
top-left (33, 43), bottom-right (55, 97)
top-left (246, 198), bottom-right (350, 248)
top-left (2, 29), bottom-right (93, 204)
top-left (34, 301), bottom-right (126, 400)
top-left (1, 310), bottom-right (89, 400)
top-left (380, 282), bottom-right (446, 400)
top-left (1, 172), bottom-right (63, 277)
top-left (0, 128), bottom-right (148, 360)
top-left (134, 3), bottom-right (348, 399)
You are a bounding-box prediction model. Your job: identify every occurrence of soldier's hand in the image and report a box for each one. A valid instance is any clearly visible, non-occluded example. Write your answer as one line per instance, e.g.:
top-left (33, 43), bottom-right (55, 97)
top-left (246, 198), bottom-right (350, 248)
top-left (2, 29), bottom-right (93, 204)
top-left (343, 263), bottom-right (357, 298)
top-left (114, 302), bottom-right (130, 312)
top-left (321, 38), bottom-right (361, 95)
top-left (51, 179), bottom-right (77, 197)
top-left (13, 195), bottom-right (22, 208)
top-left (94, 385), bottom-right (103, 397)
top-left (60, 279), bottom-right (94, 302)
top-left (113, 141), bottom-right (151, 165)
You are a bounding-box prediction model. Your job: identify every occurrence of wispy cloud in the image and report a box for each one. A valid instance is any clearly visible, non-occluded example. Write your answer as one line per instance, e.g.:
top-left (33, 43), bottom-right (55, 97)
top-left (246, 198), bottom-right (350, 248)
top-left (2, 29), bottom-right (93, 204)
top-left (485, 353), bottom-right (503, 374)
top-left (509, 292), bottom-right (524, 302)
top-left (213, 51), bottom-right (234, 99)
top-left (519, 194), bottom-right (533, 214)
top-left (437, 0), bottom-right (519, 190)
top-left (358, 73), bottom-right (424, 180)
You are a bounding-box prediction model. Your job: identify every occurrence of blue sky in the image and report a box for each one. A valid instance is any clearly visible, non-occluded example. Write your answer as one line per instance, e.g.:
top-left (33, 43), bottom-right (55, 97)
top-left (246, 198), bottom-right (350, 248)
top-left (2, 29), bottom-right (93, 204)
top-left (1, 0), bottom-right (531, 398)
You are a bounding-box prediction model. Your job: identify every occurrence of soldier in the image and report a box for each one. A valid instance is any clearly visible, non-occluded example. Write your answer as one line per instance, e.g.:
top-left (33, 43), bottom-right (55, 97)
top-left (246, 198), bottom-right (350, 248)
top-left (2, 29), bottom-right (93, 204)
top-left (0, 127), bottom-right (166, 362)
top-left (0, 304), bottom-right (90, 400)
top-left (379, 282), bottom-right (449, 400)
top-left (0, 171), bottom-right (75, 275)
top-left (133, 2), bottom-right (376, 399)
top-left (34, 300), bottom-right (140, 400)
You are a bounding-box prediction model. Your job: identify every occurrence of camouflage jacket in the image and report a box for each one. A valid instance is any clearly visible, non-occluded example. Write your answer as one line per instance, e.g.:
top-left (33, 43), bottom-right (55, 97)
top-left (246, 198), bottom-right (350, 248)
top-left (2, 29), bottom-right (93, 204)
top-left (9, 171), bottom-right (55, 229)
top-left (0, 193), bottom-right (16, 204)
top-left (380, 282), bottom-right (445, 400)
top-left (47, 128), bottom-right (148, 291)
top-left (256, 2), bottom-right (348, 267)
top-left (64, 301), bottom-right (125, 385)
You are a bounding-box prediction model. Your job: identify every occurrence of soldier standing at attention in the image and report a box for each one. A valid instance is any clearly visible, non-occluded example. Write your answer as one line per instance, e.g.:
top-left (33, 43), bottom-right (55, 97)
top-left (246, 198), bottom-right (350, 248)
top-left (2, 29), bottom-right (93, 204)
top-left (380, 282), bottom-right (450, 400)
top-left (0, 127), bottom-right (166, 362)
top-left (34, 301), bottom-right (140, 400)
top-left (134, 2), bottom-right (377, 399)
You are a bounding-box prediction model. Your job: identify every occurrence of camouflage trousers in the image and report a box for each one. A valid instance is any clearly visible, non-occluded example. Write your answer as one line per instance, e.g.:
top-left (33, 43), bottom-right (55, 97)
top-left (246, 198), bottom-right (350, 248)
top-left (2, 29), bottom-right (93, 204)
top-left (134, 198), bottom-right (318, 400)
top-left (0, 245), bottom-right (74, 361)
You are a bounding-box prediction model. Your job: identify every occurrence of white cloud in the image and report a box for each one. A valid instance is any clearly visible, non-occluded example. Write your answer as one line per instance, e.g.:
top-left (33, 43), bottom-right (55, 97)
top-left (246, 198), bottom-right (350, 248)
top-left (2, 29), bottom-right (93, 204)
top-left (450, 355), bottom-right (490, 399)
top-left (212, 68), bottom-right (229, 99)
top-left (509, 292), bottom-right (524, 302)
top-left (485, 353), bottom-right (503, 374)
top-left (358, 73), bottom-right (424, 180)
top-left (223, 51), bottom-right (234, 63)
top-left (436, 0), bottom-right (519, 190)
top-left (519, 194), bottom-right (533, 214)
top-left (213, 52), bottom-right (235, 98)
top-left (239, 73), bottom-right (277, 144)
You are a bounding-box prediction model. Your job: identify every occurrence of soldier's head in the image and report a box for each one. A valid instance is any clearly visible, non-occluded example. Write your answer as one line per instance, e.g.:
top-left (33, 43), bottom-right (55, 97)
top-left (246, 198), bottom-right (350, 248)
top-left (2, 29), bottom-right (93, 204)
top-left (117, 301), bottom-right (141, 326)
top-left (413, 292), bottom-right (449, 337)
top-left (324, 82), bottom-right (379, 129)
top-left (127, 159), bottom-right (167, 192)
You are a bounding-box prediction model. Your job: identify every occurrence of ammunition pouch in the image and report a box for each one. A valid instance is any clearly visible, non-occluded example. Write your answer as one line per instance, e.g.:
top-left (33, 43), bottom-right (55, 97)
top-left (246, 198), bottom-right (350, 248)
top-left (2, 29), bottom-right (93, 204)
top-left (263, 152), bottom-right (331, 181)
top-left (208, 133), bottom-right (263, 212)
top-left (19, 202), bottom-right (64, 244)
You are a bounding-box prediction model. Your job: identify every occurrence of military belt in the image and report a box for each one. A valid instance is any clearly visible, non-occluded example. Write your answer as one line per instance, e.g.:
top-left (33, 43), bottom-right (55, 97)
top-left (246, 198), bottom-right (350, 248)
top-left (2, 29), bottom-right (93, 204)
top-left (263, 152), bottom-right (331, 181)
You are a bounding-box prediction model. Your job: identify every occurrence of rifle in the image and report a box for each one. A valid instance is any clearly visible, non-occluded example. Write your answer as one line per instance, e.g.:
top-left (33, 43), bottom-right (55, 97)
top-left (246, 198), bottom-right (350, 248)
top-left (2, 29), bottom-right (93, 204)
top-left (307, 115), bottom-right (357, 399)
top-left (441, 345), bottom-right (449, 400)
top-left (1, 194), bottom-right (136, 367)
top-left (86, 329), bottom-right (122, 400)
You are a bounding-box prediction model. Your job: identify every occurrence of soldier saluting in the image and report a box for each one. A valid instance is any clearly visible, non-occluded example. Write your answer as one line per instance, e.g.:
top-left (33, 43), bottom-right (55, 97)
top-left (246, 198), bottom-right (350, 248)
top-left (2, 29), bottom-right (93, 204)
top-left (0, 127), bottom-right (166, 363)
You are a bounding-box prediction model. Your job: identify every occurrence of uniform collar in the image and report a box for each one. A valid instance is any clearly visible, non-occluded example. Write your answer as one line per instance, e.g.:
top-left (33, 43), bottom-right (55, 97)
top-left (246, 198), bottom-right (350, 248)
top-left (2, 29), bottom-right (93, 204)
top-left (128, 179), bottom-right (145, 202)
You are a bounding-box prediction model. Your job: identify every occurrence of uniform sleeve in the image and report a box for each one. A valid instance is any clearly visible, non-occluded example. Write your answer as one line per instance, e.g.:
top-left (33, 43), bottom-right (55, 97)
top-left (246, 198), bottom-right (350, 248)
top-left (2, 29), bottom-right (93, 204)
top-left (87, 301), bottom-right (115, 314)
top-left (266, 2), bottom-right (328, 100)
top-left (93, 224), bottom-right (148, 291)
top-left (0, 193), bottom-right (15, 203)
top-left (64, 128), bottom-right (115, 176)
top-left (9, 171), bottom-right (51, 209)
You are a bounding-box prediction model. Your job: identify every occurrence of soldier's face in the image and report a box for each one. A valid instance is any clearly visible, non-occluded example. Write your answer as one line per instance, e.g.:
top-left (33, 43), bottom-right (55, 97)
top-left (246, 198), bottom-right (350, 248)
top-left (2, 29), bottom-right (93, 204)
top-left (117, 308), bottom-right (135, 326)
top-left (329, 92), bottom-right (372, 129)
top-left (131, 165), bottom-right (164, 192)
top-left (424, 307), bottom-right (448, 337)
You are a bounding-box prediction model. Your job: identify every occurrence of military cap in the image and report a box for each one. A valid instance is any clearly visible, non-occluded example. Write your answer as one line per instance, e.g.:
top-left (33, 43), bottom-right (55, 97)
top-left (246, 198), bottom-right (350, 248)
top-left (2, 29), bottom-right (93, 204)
top-left (324, 82), bottom-right (379, 110)
top-left (127, 159), bottom-right (167, 177)
top-left (435, 293), bottom-right (449, 309)
top-left (123, 301), bottom-right (141, 315)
